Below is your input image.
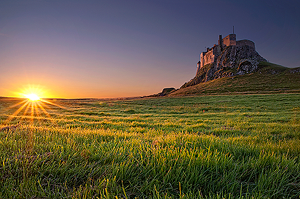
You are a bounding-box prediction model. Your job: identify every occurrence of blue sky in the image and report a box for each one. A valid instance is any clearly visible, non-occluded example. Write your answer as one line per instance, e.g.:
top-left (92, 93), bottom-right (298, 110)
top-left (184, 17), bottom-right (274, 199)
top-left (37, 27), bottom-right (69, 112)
top-left (0, 0), bottom-right (299, 98)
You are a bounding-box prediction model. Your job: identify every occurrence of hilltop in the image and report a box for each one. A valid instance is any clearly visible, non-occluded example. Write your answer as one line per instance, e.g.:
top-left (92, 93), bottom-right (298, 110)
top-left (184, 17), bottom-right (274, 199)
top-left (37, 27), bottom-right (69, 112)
top-left (169, 62), bottom-right (300, 96)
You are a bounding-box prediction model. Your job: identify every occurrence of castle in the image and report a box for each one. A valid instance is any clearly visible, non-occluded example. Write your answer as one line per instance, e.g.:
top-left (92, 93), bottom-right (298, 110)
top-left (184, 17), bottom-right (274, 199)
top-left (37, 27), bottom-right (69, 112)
top-left (197, 33), bottom-right (255, 72)
top-left (181, 33), bottom-right (266, 88)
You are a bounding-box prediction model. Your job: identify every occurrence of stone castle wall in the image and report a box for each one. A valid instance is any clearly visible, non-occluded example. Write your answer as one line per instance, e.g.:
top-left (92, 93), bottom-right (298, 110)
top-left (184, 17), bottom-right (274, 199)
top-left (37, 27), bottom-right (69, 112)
top-left (200, 48), bottom-right (217, 68)
top-left (204, 50), bottom-right (214, 65)
top-left (200, 45), bottom-right (222, 68)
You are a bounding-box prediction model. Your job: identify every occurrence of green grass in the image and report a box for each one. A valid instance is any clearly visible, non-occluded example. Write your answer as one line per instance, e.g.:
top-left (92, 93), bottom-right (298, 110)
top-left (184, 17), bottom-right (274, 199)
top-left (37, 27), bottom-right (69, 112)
top-left (0, 94), bottom-right (300, 198)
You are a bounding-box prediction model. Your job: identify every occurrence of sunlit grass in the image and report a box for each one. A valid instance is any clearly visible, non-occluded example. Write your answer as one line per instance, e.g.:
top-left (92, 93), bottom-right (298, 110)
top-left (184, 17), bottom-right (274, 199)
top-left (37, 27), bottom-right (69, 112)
top-left (0, 94), bottom-right (299, 198)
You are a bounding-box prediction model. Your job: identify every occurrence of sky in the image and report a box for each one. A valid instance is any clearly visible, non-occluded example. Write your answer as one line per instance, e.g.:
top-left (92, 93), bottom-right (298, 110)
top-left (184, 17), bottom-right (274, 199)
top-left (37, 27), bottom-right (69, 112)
top-left (1, 0), bottom-right (300, 99)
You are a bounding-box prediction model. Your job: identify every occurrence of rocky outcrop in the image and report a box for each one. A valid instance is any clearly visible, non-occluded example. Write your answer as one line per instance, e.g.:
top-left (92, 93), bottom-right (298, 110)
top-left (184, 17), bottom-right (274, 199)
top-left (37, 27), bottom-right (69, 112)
top-left (159, 88), bottom-right (176, 96)
top-left (148, 87), bottom-right (176, 97)
top-left (181, 45), bottom-right (267, 88)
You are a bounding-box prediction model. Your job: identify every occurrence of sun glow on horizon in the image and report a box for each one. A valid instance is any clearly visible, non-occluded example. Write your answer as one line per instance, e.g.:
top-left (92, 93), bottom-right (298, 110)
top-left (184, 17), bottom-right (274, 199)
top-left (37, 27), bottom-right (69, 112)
top-left (24, 93), bottom-right (41, 101)
top-left (16, 84), bottom-right (50, 99)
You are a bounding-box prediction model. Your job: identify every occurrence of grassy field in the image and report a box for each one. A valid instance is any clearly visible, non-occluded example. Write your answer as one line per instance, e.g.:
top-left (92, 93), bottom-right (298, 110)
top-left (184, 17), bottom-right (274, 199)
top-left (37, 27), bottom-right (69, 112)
top-left (0, 94), bottom-right (299, 198)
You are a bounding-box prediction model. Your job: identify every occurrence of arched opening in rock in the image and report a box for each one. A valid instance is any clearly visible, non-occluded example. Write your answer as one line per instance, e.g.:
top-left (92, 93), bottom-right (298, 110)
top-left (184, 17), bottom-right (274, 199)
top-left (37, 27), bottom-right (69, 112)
top-left (238, 61), bottom-right (253, 73)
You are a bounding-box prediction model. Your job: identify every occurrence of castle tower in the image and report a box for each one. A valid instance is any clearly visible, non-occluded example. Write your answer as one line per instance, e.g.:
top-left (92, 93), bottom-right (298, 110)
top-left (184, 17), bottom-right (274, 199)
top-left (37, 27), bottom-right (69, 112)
top-left (223, 34), bottom-right (236, 46)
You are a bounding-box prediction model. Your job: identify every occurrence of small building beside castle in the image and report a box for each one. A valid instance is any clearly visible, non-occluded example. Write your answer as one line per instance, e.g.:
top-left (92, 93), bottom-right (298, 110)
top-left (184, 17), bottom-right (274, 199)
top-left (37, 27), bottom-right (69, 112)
top-left (197, 33), bottom-right (256, 74)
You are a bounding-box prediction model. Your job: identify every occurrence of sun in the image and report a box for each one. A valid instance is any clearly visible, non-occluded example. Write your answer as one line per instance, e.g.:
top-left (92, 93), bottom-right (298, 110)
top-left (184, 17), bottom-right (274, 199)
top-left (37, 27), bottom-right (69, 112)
top-left (25, 93), bottom-right (41, 101)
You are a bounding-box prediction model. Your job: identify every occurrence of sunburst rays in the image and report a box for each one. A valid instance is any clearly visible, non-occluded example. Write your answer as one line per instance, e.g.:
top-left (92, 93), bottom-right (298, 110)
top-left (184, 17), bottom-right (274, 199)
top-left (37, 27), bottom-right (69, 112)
top-left (1, 98), bottom-right (66, 126)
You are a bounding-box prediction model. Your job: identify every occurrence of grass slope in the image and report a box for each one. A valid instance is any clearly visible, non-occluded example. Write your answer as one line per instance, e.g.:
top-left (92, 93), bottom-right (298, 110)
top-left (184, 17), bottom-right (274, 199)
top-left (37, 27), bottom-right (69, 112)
top-left (171, 62), bottom-right (300, 96)
top-left (0, 94), bottom-right (300, 198)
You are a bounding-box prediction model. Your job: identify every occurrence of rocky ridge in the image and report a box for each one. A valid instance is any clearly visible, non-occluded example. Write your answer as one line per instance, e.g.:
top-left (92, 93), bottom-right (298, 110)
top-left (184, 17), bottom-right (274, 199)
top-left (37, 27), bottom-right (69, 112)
top-left (181, 45), bottom-right (267, 88)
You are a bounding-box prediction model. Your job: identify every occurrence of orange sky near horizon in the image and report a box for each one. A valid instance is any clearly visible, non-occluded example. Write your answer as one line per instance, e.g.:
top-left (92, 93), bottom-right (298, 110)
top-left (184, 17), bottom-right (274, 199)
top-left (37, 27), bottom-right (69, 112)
top-left (1, 59), bottom-right (180, 99)
top-left (1, 58), bottom-right (184, 99)
top-left (2, 79), bottom-right (163, 99)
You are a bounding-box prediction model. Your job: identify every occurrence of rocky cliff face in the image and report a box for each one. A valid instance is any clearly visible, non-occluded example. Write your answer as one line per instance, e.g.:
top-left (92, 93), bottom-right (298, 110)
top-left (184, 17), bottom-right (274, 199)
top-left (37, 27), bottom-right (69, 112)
top-left (181, 45), bottom-right (267, 88)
